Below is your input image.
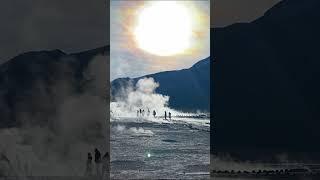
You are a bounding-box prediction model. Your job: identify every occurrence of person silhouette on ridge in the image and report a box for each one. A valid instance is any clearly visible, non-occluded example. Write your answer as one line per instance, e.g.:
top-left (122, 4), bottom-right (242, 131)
top-left (85, 152), bottom-right (93, 176)
top-left (102, 152), bottom-right (110, 178)
top-left (94, 148), bottom-right (101, 176)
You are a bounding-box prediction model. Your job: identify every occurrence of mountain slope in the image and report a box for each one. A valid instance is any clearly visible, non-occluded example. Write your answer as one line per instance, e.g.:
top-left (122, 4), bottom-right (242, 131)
top-left (111, 57), bottom-right (210, 112)
top-left (0, 46), bottom-right (109, 128)
top-left (213, 0), bottom-right (320, 153)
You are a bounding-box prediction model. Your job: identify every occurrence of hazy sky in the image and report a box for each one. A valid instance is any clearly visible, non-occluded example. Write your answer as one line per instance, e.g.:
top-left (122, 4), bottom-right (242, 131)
top-left (110, 0), bottom-right (210, 80)
top-left (0, 0), bottom-right (282, 65)
top-left (0, 0), bottom-right (109, 64)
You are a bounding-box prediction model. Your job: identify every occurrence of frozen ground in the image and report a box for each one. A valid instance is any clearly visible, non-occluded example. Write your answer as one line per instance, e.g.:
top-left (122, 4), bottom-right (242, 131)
top-left (110, 116), bottom-right (210, 179)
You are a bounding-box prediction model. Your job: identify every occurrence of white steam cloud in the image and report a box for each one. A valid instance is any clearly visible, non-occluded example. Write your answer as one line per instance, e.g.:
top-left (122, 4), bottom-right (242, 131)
top-left (111, 77), bottom-right (210, 129)
top-left (113, 125), bottom-right (154, 137)
top-left (111, 77), bottom-right (170, 119)
top-left (128, 78), bottom-right (168, 110)
top-left (0, 54), bottom-right (109, 176)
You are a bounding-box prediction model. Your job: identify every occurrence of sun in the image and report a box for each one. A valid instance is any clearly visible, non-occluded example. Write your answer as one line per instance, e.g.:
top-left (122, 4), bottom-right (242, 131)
top-left (134, 1), bottom-right (192, 56)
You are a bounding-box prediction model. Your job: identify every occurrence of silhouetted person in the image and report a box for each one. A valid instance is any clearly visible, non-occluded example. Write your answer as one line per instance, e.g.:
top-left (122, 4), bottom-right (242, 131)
top-left (142, 109), bottom-right (145, 116)
top-left (147, 108), bottom-right (150, 116)
top-left (85, 153), bottom-right (93, 176)
top-left (169, 112), bottom-right (171, 120)
top-left (102, 152), bottom-right (110, 179)
top-left (139, 109), bottom-right (142, 115)
top-left (0, 153), bottom-right (14, 176)
top-left (153, 110), bottom-right (156, 117)
top-left (94, 148), bottom-right (101, 176)
top-left (165, 111), bottom-right (167, 120)
top-left (137, 110), bottom-right (139, 117)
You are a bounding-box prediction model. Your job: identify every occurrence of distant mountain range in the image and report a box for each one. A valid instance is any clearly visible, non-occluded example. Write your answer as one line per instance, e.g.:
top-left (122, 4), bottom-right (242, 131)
top-left (0, 44), bottom-right (210, 127)
top-left (0, 46), bottom-right (109, 128)
top-left (213, 0), bottom-right (320, 155)
top-left (111, 57), bottom-right (210, 112)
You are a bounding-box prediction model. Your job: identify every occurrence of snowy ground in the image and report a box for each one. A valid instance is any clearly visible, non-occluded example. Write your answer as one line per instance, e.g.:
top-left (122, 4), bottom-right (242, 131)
top-left (110, 115), bottom-right (210, 179)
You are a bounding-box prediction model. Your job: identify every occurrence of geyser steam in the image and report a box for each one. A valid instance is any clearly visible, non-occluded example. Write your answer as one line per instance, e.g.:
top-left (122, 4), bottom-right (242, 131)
top-left (111, 77), bottom-right (169, 118)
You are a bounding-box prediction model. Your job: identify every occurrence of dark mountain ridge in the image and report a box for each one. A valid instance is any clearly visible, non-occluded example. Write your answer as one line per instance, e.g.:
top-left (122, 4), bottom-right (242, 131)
top-left (213, 0), bottom-right (320, 155)
top-left (0, 46), bottom-right (109, 128)
top-left (111, 57), bottom-right (210, 112)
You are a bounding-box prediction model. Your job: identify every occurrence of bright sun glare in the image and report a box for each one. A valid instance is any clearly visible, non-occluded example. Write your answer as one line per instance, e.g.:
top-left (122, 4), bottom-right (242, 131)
top-left (134, 1), bottom-right (192, 56)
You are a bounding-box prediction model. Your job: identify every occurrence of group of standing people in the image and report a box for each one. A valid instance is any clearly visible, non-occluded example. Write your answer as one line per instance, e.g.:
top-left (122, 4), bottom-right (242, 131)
top-left (86, 148), bottom-right (109, 178)
top-left (164, 111), bottom-right (172, 120)
top-left (136, 108), bottom-right (172, 120)
top-left (137, 108), bottom-right (157, 117)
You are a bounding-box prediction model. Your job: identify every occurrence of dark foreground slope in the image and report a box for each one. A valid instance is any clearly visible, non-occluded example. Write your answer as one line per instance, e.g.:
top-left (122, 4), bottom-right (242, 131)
top-left (0, 46), bottom-right (109, 128)
top-left (112, 57), bottom-right (210, 112)
top-left (213, 0), bottom-right (320, 156)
